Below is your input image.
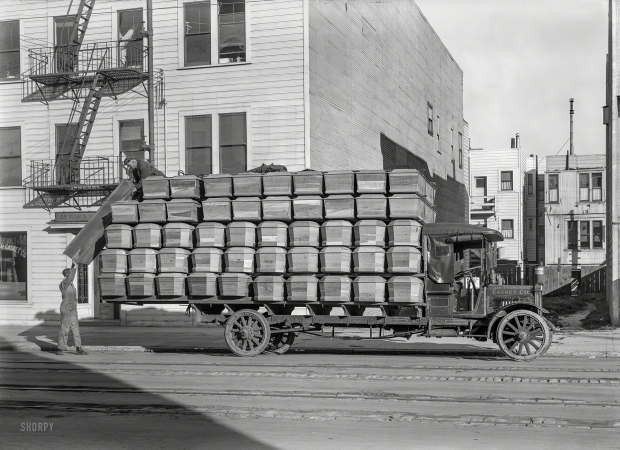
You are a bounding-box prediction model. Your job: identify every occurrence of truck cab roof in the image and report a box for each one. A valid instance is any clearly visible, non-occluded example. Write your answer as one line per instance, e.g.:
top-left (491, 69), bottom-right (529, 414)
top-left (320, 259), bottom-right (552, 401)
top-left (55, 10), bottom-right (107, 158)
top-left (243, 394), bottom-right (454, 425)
top-left (422, 223), bottom-right (504, 243)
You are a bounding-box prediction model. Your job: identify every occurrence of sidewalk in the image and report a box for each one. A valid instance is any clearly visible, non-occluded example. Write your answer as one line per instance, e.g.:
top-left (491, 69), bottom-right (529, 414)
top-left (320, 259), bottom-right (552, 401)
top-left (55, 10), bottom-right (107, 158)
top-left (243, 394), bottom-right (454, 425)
top-left (0, 323), bottom-right (618, 357)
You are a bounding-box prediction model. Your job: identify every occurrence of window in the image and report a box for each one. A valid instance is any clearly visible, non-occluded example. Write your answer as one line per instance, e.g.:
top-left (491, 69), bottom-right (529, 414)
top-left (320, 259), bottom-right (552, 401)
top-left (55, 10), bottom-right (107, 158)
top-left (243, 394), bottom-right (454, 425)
top-left (427, 103), bottom-right (433, 136)
top-left (592, 172), bottom-right (603, 201)
top-left (538, 223), bottom-right (545, 246)
top-left (528, 218), bottom-right (533, 233)
top-left (219, 112), bottom-right (246, 174)
top-left (0, 20), bottom-right (19, 79)
top-left (593, 220), bottom-right (603, 249)
top-left (527, 173), bottom-right (534, 195)
top-left (56, 124), bottom-right (79, 184)
top-left (579, 173), bottom-right (590, 201)
top-left (118, 9), bottom-right (143, 67)
top-left (219, 0), bottom-right (246, 63)
top-left (185, 2), bottom-right (211, 66)
top-left (77, 263), bottom-right (88, 304)
top-left (0, 231), bottom-right (27, 302)
top-left (119, 120), bottom-right (145, 161)
top-left (567, 220), bottom-right (578, 250)
top-left (537, 178), bottom-right (544, 193)
top-left (548, 174), bottom-right (559, 202)
top-left (500, 171), bottom-right (513, 191)
top-left (501, 220), bottom-right (514, 239)
top-left (0, 127), bottom-right (21, 187)
top-left (185, 115), bottom-right (212, 175)
top-left (579, 221), bottom-right (590, 249)
top-left (54, 15), bottom-right (79, 72)
top-left (458, 132), bottom-right (463, 169)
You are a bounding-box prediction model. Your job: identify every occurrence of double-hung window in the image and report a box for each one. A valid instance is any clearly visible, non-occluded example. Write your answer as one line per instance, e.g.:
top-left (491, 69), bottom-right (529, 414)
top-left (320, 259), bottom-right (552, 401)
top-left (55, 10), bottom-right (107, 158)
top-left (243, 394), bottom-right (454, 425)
top-left (501, 220), bottom-right (514, 239)
top-left (119, 120), bottom-right (145, 161)
top-left (0, 20), bottom-right (19, 79)
top-left (579, 173), bottom-right (590, 201)
top-left (458, 132), bottom-right (463, 169)
top-left (593, 221), bottom-right (603, 249)
top-left (579, 221), bottom-right (590, 249)
top-left (527, 173), bottom-right (534, 195)
top-left (220, 113), bottom-right (246, 174)
top-left (118, 9), bottom-right (144, 68)
top-left (500, 171), bottom-right (513, 191)
top-left (548, 174), bottom-right (559, 202)
top-left (219, 0), bottom-right (246, 63)
top-left (0, 127), bottom-right (21, 186)
top-left (567, 221), bottom-right (578, 250)
top-left (427, 103), bottom-right (433, 136)
top-left (185, 115), bottom-right (212, 175)
top-left (592, 172), bottom-right (603, 201)
top-left (185, 2), bottom-right (211, 66)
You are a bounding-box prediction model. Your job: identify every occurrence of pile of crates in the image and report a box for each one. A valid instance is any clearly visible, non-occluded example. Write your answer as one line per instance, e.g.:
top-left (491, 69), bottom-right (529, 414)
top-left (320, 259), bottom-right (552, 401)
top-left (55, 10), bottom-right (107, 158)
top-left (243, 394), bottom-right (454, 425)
top-left (97, 169), bottom-right (435, 304)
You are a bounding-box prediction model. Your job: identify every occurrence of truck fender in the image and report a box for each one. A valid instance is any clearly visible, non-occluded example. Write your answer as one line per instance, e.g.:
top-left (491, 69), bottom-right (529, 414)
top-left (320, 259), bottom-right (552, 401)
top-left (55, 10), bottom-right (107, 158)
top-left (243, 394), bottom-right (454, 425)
top-left (486, 303), bottom-right (551, 340)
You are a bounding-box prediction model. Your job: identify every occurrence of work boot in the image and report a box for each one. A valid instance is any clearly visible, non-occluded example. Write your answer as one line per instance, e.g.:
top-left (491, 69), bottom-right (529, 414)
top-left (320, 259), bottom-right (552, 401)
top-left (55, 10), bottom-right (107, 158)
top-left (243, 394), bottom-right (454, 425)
top-left (76, 347), bottom-right (88, 355)
top-left (56, 349), bottom-right (65, 355)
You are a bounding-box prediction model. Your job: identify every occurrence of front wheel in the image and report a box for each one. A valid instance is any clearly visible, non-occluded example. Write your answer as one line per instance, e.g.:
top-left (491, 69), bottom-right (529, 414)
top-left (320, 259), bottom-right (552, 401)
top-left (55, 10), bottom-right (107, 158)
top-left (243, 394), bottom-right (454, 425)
top-left (497, 310), bottom-right (551, 361)
top-left (224, 309), bottom-right (271, 357)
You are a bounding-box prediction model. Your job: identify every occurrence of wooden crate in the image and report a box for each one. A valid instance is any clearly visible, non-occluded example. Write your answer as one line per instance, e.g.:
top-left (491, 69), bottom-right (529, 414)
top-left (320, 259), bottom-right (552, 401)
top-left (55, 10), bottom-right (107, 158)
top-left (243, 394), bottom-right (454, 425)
top-left (111, 201), bottom-right (139, 224)
top-left (128, 248), bottom-right (158, 273)
top-left (292, 196), bottom-right (323, 220)
top-left (319, 275), bottom-right (352, 302)
top-left (163, 223), bottom-right (195, 249)
top-left (233, 173), bottom-right (262, 197)
top-left (387, 220), bottom-right (422, 246)
top-left (169, 175), bottom-right (202, 200)
top-left (387, 276), bottom-right (424, 303)
top-left (386, 247), bottom-right (422, 273)
top-left (388, 194), bottom-right (426, 221)
top-left (232, 197), bottom-right (262, 221)
top-left (201, 198), bottom-right (232, 222)
top-left (191, 248), bottom-right (223, 273)
top-left (320, 247), bottom-right (351, 273)
top-left (157, 248), bottom-right (191, 273)
top-left (224, 247), bottom-right (255, 273)
top-left (218, 273), bottom-right (251, 297)
top-left (324, 170), bottom-right (355, 194)
top-left (320, 220), bottom-right (353, 246)
top-left (99, 249), bottom-right (128, 274)
top-left (355, 194), bottom-right (387, 219)
top-left (262, 196), bottom-right (292, 221)
top-left (142, 176), bottom-right (170, 200)
top-left (324, 195), bottom-right (355, 220)
top-left (187, 272), bottom-right (218, 296)
top-left (98, 273), bottom-right (127, 297)
top-left (255, 247), bottom-right (287, 273)
top-left (126, 273), bottom-right (156, 296)
top-left (104, 224), bottom-right (133, 249)
top-left (138, 200), bottom-right (167, 223)
top-left (424, 202), bottom-right (436, 223)
top-left (203, 174), bottom-right (233, 198)
top-left (287, 247), bottom-right (319, 273)
top-left (288, 221), bottom-right (320, 247)
top-left (354, 220), bottom-right (386, 246)
top-left (286, 275), bottom-right (319, 302)
top-left (262, 172), bottom-right (292, 196)
top-left (196, 222), bottom-right (226, 248)
top-left (167, 199), bottom-right (200, 224)
top-left (355, 170), bottom-right (387, 194)
top-left (132, 224), bottom-right (162, 249)
top-left (293, 170), bottom-right (323, 195)
top-left (388, 169), bottom-right (428, 196)
top-left (226, 222), bottom-right (256, 247)
top-left (156, 273), bottom-right (187, 296)
top-left (353, 276), bottom-right (386, 303)
top-left (257, 221), bottom-right (288, 247)
top-left (353, 247), bottom-right (386, 273)
top-left (253, 275), bottom-right (285, 302)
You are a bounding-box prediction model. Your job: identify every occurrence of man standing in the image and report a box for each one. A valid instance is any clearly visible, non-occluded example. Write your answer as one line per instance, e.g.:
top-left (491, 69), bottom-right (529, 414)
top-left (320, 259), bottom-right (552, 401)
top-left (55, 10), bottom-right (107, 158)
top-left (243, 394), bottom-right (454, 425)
top-left (57, 262), bottom-right (88, 355)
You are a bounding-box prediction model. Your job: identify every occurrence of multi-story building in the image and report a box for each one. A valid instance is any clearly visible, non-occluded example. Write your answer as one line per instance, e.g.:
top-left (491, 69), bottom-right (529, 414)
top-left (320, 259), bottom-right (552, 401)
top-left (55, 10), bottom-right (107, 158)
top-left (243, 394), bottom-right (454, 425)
top-left (469, 137), bottom-right (526, 281)
top-left (0, 0), bottom-right (467, 324)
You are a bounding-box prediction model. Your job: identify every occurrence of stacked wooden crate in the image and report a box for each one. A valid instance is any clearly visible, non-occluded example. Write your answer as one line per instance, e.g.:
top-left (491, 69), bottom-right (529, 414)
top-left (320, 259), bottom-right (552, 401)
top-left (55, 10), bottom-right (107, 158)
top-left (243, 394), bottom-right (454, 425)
top-left (98, 169), bottom-right (435, 304)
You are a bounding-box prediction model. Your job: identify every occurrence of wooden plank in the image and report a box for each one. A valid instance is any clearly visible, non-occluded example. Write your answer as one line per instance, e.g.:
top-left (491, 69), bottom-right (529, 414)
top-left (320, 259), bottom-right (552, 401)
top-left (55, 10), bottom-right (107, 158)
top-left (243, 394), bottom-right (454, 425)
top-left (64, 180), bottom-right (136, 264)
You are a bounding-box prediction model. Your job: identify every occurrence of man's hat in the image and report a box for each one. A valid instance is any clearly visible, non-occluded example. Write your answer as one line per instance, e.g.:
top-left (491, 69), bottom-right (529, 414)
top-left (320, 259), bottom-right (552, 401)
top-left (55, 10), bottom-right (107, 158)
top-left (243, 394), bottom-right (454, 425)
top-left (123, 157), bottom-right (134, 166)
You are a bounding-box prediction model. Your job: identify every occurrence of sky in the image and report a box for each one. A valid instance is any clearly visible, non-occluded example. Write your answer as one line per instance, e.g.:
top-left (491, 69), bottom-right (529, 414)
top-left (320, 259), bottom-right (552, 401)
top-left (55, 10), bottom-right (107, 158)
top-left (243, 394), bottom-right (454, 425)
top-left (415, 0), bottom-right (608, 157)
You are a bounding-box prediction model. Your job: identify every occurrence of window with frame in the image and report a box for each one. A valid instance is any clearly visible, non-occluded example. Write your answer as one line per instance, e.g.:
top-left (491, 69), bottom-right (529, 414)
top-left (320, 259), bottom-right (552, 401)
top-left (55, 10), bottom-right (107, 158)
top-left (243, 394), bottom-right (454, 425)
top-left (579, 221), bottom-right (590, 249)
top-left (538, 223), bottom-right (545, 246)
top-left (548, 174), bottom-right (559, 202)
top-left (185, 2), bottom-right (211, 66)
top-left (0, 127), bottom-right (21, 187)
top-left (185, 115), bottom-right (212, 175)
top-left (528, 218), bottom-right (533, 233)
top-left (119, 120), bottom-right (145, 161)
top-left (118, 9), bottom-right (144, 68)
top-left (56, 123), bottom-right (79, 184)
top-left (593, 220), bottom-right (603, 249)
top-left (427, 103), bottom-right (433, 136)
top-left (500, 171), bottom-right (513, 191)
top-left (54, 15), bottom-right (78, 72)
top-left (567, 220), bottom-right (578, 250)
top-left (592, 172), bottom-right (603, 201)
top-left (458, 132), bottom-right (463, 169)
top-left (579, 173), bottom-right (590, 201)
top-left (0, 20), bottom-right (19, 80)
top-left (0, 231), bottom-right (27, 302)
top-left (218, 0), bottom-right (246, 63)
top-left (527, 173), bottom-right (534, 195)
top-left (501, 219), bottom-right (514, 239)
top-left (219, 112), bottom-right (246, 175)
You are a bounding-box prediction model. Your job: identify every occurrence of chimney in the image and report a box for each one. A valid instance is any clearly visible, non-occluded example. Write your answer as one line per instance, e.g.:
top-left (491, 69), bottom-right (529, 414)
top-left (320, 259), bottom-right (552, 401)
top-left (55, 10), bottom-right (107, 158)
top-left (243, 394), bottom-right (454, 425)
top-left (569, 98), bottom-right (575, 155)
top-left (516, 133), bottom-right (520, 148)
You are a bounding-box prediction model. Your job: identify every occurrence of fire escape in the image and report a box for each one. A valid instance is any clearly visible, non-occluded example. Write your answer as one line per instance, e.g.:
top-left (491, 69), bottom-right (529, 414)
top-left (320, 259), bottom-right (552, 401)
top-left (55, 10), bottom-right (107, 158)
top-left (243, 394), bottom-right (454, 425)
top-left (21, 0), bottom-right (160, 210)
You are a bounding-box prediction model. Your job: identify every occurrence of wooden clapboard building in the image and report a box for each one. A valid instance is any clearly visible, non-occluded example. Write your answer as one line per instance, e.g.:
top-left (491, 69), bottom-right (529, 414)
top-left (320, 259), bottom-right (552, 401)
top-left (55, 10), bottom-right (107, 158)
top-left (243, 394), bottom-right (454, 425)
top-left (0, 0), bottom-right (466, 323)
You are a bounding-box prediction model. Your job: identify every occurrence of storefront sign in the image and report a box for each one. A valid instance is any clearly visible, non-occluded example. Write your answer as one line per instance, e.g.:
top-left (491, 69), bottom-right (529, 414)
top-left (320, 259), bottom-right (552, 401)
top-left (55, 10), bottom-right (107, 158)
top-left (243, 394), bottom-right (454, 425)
top-left (54, 212), bottom-right (96, 223)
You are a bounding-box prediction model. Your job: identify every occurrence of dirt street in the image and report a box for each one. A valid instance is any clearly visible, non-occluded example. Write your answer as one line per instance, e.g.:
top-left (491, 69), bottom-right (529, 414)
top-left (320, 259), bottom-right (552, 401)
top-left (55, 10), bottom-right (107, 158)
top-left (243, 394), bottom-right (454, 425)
top-left (1, 350), bottom-right (619, 450)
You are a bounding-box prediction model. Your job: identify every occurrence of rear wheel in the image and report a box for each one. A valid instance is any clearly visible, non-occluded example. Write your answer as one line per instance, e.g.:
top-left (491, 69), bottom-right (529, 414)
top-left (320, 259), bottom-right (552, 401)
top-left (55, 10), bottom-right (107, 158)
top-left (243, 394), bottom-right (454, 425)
top-left (267, 332), bottom-right (296, 355)
top-left (224, 309), bottom-right (271, 357)
top-left (497, 310), bottom-right (551, 361)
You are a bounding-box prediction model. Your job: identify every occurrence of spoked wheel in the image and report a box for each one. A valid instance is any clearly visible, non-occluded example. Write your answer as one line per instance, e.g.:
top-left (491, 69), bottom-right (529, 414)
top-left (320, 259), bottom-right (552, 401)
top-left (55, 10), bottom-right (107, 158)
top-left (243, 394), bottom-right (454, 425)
top-left (266, 332), bottom-right (296, 355)
top-left (497, 310), bottom-right (551, 361)
top-left (224, 309), bottom-right (271, 357)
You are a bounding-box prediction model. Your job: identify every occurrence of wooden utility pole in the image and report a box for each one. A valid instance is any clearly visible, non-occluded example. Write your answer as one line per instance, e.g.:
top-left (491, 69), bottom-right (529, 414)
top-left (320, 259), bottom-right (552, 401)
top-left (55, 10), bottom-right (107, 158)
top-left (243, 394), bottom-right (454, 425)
top-left (147, 0), bottom-right (155, 163)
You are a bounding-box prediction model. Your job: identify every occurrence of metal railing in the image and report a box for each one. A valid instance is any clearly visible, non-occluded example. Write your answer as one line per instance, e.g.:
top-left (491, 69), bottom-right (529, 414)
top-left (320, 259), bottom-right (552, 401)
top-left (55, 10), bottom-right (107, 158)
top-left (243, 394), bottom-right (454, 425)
top-left (24, 156), bottom-right (123, 188)
top-left (469, 196), bottom-right (495, 211)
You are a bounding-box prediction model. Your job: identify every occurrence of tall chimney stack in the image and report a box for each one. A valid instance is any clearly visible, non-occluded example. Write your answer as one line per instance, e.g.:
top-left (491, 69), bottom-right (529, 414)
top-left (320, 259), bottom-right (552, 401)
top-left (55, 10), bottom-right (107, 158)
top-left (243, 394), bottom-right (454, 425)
top-left (569, 98), bottom-right (575, 155)
top-left (516, 133), bottom-right (520, 148)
